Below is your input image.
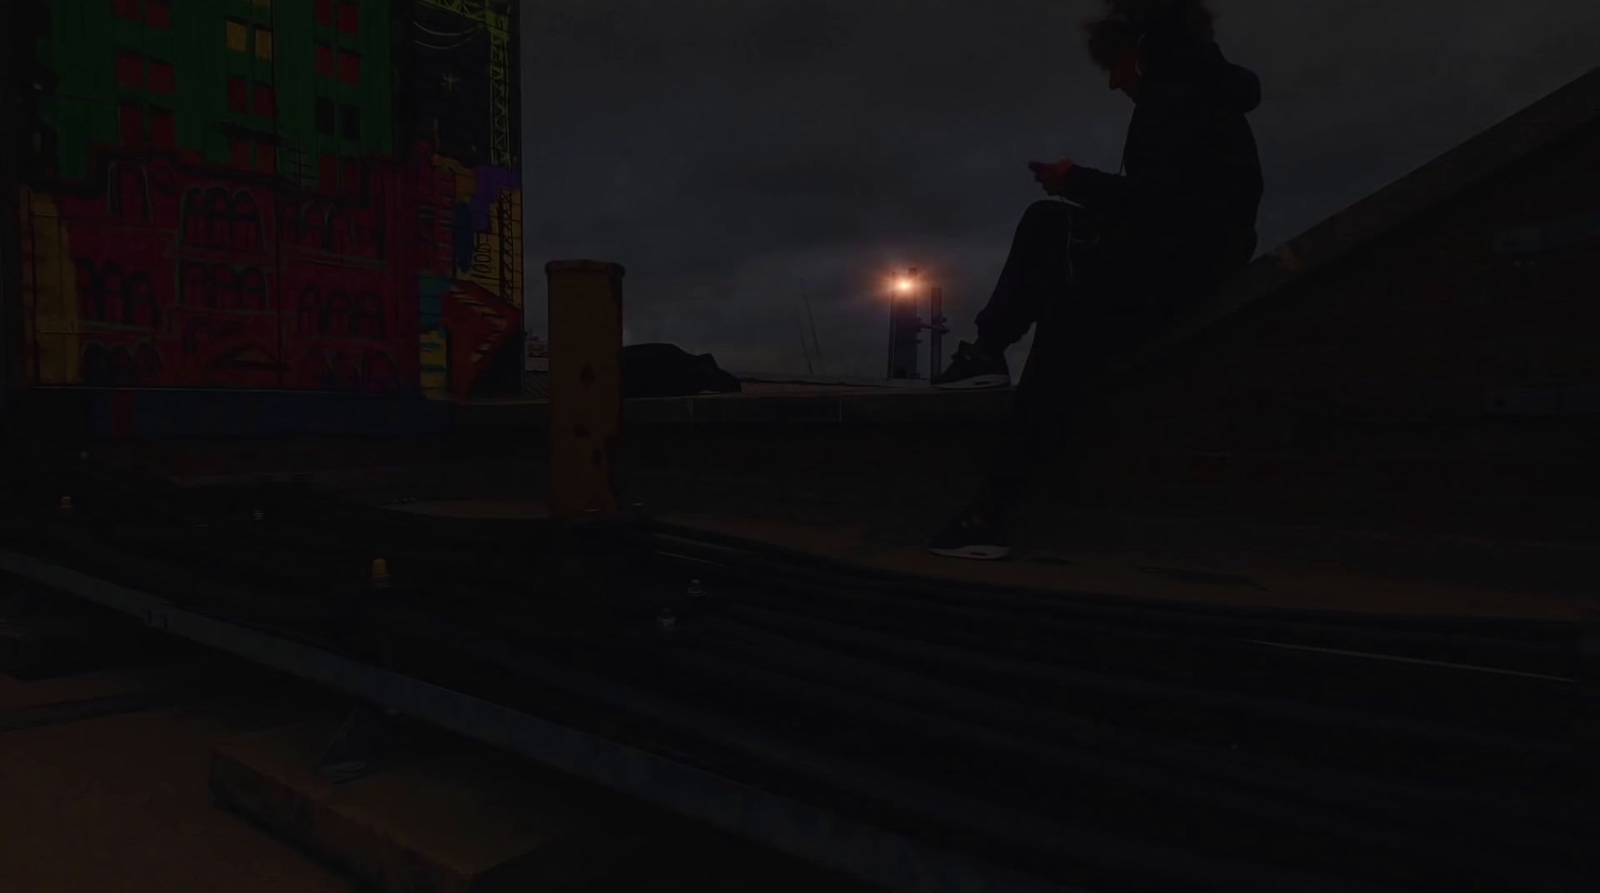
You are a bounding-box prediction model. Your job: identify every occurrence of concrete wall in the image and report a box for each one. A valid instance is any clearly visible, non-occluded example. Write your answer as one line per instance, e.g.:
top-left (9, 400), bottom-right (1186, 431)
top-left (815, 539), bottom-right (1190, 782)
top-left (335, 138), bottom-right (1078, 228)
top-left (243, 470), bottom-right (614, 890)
top-left (14, 0), bottom-right (522, 415)
top-left (1093, 116), bottom-right (1600, 508)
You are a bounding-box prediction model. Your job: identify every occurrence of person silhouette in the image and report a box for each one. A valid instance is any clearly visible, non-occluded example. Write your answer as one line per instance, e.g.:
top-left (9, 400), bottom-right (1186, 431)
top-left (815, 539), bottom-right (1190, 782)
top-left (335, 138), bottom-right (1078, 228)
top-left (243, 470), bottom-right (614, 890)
top-left (928, 0), bottom-right (1263, 559)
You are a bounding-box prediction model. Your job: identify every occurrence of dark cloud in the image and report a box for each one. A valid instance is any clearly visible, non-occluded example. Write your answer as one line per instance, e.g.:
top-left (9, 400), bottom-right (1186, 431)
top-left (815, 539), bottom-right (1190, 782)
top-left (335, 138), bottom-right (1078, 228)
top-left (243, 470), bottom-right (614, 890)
top-left (521, 0), bottom-right (1600, 378)
top-left (738, 157), bottom-right (893, 201)
top-left (682, 141), bottom-right (909, 203)
top-left (744, 1), bottom-right (852, 67)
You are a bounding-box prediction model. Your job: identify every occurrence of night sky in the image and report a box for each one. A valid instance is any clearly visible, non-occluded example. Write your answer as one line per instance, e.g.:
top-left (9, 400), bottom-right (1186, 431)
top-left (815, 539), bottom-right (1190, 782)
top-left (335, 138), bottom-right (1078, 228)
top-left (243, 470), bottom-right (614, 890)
top-left (519, 0), bottom-right (1600, 379)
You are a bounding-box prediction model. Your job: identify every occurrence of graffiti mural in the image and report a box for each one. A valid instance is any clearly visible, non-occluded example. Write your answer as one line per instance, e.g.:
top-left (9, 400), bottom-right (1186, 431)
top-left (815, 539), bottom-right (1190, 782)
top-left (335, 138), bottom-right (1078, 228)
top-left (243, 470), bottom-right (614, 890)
top-left (410, 0), bottom-right (523, 400)
top-left (18, 0), bottom-right (521, 400)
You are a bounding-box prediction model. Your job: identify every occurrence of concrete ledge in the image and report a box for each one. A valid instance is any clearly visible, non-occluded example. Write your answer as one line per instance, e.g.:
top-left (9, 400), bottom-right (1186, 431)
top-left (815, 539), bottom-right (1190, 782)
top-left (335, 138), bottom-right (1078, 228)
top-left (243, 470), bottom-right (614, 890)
top-left (1128, 67), bottom-right (1600, 370)
top-left (0, 614), bottom-right (133, 680)
top-left (211, 720), bottom-right (640, 893)
top-left (18, 387), bottom-right (453, 439)
top-left (0, 587), bottom-right (149, 680)
top-left (457, 387), bottom-right (1015, 433)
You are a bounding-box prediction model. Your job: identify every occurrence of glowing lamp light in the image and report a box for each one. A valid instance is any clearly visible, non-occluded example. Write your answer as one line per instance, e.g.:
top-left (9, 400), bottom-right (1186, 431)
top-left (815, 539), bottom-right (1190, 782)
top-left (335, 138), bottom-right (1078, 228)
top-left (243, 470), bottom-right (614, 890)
top-left (888, 268), bottom-right (919, 301)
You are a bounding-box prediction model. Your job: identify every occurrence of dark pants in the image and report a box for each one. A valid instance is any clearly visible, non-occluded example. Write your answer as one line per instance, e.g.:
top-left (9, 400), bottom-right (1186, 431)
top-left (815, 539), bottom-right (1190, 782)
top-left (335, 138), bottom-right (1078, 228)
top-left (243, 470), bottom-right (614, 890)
top-left (970, 200), bottom-right (1198, 521)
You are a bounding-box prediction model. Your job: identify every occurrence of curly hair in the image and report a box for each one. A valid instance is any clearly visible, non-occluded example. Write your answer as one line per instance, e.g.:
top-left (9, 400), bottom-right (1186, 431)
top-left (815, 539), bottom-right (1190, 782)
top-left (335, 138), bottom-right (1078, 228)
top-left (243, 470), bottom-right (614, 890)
top-left (1083, 0), bottom-right (1217, 70)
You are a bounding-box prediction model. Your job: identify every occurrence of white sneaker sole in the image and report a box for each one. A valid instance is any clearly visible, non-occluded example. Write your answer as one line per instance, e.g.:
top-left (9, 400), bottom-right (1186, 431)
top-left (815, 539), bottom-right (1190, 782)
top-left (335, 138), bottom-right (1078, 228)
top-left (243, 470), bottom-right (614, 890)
top-left (933, 375), bottom-right (1011, 391)
top-left (927, 544), bottom-right (1012, 561)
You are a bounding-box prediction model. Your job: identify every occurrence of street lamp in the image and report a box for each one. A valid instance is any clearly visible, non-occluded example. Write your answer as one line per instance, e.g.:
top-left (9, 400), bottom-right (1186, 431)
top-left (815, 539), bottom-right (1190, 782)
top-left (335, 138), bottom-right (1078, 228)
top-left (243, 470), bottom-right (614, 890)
top-left (887, 268), bottom-right (919, 379)
top-left (885, 268), bottom-right (949, 382)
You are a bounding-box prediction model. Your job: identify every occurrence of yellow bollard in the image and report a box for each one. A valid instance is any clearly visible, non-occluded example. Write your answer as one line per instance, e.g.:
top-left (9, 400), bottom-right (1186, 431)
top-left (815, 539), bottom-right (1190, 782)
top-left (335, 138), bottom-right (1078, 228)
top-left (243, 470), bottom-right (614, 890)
top-left (58, 496), bottom-right (73, 516)
top-left (371, 558), bottom-right (390, 590)
top-left (545, 260), bottom-right (625, 520)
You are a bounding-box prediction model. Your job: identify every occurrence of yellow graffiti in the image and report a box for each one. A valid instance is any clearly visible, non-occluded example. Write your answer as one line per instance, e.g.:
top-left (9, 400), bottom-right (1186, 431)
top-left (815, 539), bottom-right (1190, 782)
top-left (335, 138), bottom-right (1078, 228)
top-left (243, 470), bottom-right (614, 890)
top-left (435, 155), bottom-right (472, 202)
top-left (477, 190), bottom-right (523, 311)
top-left (420, 330), bottom-right (448, 399)
top-left (420, 130), bottom-right (522, 398)
top-left (429, 154), bottom-right (523, 312)
top-left (415, 0), bottom-right (479, 17)
top-left (504, 188), bottom-right (523, 306)
top-left (20, 188), bottom-right (82, 384)
top-left (468, 226), bottom-right (498, 296)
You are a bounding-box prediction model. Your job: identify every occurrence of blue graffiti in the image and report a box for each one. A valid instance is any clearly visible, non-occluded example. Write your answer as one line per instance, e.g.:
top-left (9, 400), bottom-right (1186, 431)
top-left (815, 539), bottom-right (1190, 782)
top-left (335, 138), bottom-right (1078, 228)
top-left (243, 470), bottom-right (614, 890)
top-left (451, 203), bottom-right (475, 272)
top-left (418, 273), bottom-right (453, 327)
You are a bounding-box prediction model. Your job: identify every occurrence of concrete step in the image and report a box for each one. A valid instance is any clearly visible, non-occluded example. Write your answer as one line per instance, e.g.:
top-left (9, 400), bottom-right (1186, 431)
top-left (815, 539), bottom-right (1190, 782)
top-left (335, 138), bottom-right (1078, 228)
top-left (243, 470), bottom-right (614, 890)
top-left (210, 720), bottom-right (648, 893)
top-left (1079, 447), bottom-right (1598, 510)
top-left (0, 685), bottom-right (357, 892)
top-left (0, 587), bottom-right (153, 680)
top-left (457, 387), bottom-right (1015, 433)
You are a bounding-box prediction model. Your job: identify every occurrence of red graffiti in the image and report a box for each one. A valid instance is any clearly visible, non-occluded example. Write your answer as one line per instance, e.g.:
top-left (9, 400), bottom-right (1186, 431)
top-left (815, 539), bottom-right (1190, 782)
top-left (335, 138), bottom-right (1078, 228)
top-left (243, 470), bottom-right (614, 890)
top-left (170, 306), bottom-right (285, 389)
top-left (76, 258), bottom-right (162, 328)
top-left (81, 339), bottom-right (165, 387)
top-left (285, 199), bottom-right (382, 259)
top-left (33, 148), bottom-right (418, 392)
top-left (181, 185), bottom-right (270, 254)
top-left (278, 258), bottom-right (410, 392)
top-left (440, 280), bottom-right (517, 401)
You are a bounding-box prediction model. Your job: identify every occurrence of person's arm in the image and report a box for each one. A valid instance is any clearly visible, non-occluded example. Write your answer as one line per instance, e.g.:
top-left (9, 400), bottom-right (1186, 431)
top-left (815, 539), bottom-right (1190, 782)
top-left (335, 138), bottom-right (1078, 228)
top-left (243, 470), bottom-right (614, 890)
top-left (1049, 97), bottom-right (1212, 216)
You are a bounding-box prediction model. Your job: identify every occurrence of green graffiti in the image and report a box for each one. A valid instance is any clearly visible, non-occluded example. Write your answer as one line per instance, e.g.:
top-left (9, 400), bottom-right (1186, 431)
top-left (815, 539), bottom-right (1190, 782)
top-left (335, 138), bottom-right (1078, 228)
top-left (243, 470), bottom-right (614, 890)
top-left (23, 1), bottom-right (522, 399)
top-left (34, 0), bottom-right (393, 186)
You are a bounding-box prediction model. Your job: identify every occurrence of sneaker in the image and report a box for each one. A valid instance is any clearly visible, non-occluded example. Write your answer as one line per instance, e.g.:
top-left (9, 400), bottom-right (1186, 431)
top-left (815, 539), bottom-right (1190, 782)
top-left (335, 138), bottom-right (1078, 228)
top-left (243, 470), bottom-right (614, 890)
top-left (932, 342), bottom-right (1011, 390)
top-left (927, 508), bottom-right (1011, 560)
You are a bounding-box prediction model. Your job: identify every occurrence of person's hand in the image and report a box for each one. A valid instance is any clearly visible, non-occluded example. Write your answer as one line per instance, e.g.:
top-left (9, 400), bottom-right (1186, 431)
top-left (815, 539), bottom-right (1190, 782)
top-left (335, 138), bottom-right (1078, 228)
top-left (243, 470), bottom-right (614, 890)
top-left (1028, 159), bottom-right (1076, 195)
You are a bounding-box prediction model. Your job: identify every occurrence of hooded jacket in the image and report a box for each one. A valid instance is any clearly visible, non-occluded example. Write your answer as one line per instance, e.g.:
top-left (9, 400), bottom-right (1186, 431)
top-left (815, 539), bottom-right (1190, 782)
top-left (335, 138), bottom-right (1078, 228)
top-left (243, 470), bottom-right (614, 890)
top-left (1056, 35), bottom-right (1264, 280)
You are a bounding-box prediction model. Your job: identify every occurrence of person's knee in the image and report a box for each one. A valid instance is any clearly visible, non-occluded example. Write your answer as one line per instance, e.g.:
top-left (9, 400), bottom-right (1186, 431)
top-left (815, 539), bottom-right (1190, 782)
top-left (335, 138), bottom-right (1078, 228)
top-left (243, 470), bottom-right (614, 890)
top-left (1022, 199), bottom-right (1072, 222)
top-left (1018, 199), bottom-right (1075, 236)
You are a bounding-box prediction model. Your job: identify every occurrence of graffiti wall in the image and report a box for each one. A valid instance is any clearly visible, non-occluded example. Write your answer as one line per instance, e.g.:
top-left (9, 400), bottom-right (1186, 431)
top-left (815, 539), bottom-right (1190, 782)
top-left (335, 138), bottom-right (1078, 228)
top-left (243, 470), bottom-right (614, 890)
top-left (18, 0), bottom-right (522, 401)
top-left (407, 0), bottom-right (523, 400)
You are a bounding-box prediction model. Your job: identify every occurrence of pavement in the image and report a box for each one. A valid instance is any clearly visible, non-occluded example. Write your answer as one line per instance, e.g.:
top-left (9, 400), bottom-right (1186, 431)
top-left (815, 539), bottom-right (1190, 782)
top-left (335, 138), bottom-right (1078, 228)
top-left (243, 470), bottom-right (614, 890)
top-left (0, 661), bottom-right (357, 893)
top-left (0, 614), bottom-right (874, 893)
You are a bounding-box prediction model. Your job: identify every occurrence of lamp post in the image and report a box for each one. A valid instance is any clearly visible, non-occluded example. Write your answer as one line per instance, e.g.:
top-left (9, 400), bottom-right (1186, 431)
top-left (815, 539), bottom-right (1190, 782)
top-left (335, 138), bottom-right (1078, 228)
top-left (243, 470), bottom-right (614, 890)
top-left (886, 268), bottom-right (951, 382)
top-left (887, 268), bottom-right (921, 380)
top-left (928, 287), bottom-right (948, 378)
top-left (885, 269), bottom-right (953, 382)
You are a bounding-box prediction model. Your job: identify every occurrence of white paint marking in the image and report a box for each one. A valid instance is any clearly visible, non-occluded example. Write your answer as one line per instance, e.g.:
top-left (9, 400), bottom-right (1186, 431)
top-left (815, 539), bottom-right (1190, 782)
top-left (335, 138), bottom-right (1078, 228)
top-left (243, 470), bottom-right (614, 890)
top-left (1245, 640), bottom-right (1576, 683)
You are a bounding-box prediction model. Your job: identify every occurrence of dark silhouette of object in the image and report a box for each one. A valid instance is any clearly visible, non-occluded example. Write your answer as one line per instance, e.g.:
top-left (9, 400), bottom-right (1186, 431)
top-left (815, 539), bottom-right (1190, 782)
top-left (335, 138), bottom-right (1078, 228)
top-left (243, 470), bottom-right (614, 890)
top-left (929, 0), bottom-right (1263, 559)
top-left (621, 343), bottom-right (742, 399)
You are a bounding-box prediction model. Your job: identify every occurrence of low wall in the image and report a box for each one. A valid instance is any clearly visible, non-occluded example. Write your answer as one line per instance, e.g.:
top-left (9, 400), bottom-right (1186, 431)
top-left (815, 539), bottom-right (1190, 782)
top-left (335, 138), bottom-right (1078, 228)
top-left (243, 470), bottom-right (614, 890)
top-left (455, 388), bottom-right (1015, 435)
top-left (15, 387), bottom-right (454, 440)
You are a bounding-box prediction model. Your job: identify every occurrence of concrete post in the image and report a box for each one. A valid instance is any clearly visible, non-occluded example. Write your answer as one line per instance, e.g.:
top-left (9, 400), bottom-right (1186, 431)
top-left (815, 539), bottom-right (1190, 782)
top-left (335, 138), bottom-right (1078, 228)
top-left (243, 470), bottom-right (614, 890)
top-left (545, 261), bottom-right (624, 519)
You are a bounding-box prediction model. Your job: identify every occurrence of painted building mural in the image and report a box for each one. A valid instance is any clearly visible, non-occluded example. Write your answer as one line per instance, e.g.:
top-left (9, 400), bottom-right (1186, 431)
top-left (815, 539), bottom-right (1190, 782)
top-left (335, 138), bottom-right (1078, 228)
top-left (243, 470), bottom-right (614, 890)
top-left (17, 0), bottom-right (522, 400)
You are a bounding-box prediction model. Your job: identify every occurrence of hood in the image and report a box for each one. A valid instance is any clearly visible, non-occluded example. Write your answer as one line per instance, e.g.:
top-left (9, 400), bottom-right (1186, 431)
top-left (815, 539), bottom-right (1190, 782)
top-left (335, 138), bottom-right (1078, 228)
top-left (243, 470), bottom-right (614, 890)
top-left (1141, 38), bottom-right (1262, 114)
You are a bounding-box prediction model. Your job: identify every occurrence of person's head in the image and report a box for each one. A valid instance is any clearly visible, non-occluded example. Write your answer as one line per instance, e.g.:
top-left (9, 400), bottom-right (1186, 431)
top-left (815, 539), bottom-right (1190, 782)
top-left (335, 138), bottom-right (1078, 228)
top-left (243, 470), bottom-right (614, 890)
top-left (1083, 0), bottom-right (1216, 100)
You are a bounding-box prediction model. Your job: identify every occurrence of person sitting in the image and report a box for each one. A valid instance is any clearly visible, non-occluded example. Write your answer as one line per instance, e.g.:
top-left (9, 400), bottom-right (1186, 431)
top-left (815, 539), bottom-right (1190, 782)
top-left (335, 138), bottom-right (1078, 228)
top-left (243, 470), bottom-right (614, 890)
top-left (927, 0), bottom-right (1264, 560)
